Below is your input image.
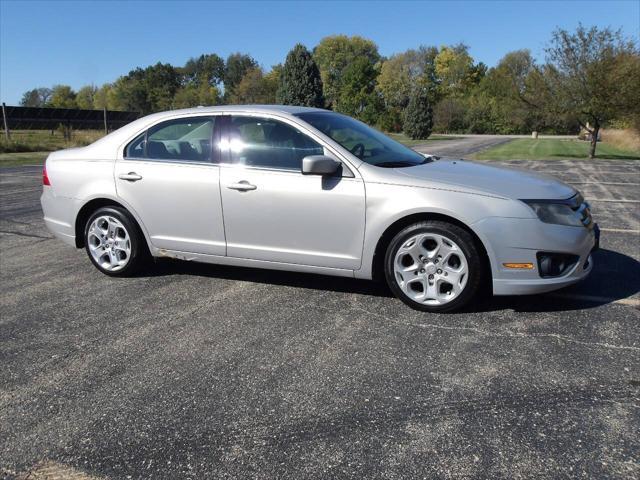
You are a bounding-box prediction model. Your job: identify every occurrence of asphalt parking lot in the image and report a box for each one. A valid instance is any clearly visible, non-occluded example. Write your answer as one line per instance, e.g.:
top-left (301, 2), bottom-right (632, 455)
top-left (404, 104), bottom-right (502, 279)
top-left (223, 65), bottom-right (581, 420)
top-left (1, 146), bottom-right (639, 478)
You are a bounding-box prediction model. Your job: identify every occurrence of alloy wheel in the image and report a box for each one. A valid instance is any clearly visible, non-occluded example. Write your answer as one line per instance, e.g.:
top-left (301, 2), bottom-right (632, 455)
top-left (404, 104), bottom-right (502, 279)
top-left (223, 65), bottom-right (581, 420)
top-left (393, 233), bottom-right (469, 306)
top-left (87, 215), bottom-right (132, 272)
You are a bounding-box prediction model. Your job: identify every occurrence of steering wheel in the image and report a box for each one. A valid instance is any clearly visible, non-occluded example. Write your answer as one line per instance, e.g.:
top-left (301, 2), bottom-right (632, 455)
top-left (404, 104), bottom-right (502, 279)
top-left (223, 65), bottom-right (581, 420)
top-left (350, 143), bottom-right (365, 158)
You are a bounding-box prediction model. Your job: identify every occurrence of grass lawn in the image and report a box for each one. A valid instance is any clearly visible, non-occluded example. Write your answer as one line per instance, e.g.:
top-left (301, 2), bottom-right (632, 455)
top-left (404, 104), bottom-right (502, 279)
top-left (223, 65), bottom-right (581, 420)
top-left (388, 132), bottom-right (462, 147)
top-left (0, 151), bottom-right (50, 167)
top-left (473, 138), bottom-right (640, 161)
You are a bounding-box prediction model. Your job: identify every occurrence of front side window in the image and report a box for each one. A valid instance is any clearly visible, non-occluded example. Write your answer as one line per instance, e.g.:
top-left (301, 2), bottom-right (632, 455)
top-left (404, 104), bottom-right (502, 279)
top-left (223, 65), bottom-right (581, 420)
top-left (296, 112), bottom-right (428, 168)
top-left (228, 116), bottom-right (324, 170)
top-left (125, 117), bottom-right (215, 162)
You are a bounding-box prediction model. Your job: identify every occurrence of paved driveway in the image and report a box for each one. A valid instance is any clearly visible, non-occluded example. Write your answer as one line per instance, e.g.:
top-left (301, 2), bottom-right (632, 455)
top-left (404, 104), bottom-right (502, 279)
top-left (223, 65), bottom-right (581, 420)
top-left (1, 154), bottom-right (639, 479)
top-left (414, 135), bottom-right (513, 157)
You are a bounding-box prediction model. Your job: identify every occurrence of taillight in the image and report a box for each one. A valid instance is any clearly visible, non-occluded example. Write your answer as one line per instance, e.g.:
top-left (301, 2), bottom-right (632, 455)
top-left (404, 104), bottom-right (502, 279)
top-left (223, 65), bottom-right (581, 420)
top-left (43, 164), bottom-right (51, 186)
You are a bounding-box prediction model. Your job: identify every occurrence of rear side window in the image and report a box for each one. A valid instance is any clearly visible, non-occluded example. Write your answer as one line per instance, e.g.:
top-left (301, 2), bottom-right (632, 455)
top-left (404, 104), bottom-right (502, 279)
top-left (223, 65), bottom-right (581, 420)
top-left (125, 117), bottom-right (215, 162)
top-left (126, 133), bottom-right (146, 158)
top-left (228, 116), bottom-right (324, 170)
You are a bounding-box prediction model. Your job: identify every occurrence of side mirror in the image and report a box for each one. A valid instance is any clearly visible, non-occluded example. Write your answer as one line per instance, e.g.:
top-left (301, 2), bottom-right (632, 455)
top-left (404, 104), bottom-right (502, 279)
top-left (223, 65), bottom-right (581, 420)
top-left (301, 155), bottom-right (341, 176)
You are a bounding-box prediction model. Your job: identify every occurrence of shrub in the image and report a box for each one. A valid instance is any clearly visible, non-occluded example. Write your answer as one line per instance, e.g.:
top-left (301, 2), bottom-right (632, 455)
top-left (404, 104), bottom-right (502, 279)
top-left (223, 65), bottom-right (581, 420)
top-left (403, 88), bottom-right (433, 139)
top-left (600, 128), bottom-right (640, 152)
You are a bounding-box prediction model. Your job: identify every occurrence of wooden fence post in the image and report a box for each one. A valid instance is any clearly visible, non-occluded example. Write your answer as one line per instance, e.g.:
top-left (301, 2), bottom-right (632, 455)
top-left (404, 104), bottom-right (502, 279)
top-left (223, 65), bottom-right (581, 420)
top-left (103, 107), bottom-right (108, 134)
top-left (2, 103), bottom-right (11, 141)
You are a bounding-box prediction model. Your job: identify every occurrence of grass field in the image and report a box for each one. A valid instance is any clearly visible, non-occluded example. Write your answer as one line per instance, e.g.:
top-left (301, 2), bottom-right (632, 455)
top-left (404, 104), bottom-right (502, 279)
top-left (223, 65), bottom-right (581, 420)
top-left (0, 151), bottom-right (51, 167)
top-left (0, 130), bottom-right (105, 154)
top-left (473, 138), bottom-right (640, 160)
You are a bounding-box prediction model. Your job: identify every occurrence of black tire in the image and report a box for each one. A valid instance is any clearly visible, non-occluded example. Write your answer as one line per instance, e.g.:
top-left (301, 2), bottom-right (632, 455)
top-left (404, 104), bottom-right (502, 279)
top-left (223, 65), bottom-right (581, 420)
top-left (384, 220), bottom-right (485, 312)
top-left (84, 206), bottom-right (149, 277)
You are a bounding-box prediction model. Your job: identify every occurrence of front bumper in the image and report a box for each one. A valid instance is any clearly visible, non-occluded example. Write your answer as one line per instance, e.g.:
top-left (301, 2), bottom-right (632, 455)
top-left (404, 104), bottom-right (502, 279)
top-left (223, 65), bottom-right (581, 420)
top-left (472, 217), bottom-right (599, 296)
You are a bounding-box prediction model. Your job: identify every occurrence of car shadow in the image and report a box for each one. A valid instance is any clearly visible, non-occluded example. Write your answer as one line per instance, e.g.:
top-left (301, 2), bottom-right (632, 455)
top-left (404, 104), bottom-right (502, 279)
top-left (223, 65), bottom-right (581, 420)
top-left (140, 248), bottom-right (639, 313)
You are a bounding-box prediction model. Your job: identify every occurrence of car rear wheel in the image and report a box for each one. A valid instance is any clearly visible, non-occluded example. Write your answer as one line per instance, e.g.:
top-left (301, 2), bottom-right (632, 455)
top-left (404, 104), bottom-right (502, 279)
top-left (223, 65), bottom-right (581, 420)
top-left (84, 206), bottom-right (147, 276)
top-left (384, 221), bottom-right (485, 312)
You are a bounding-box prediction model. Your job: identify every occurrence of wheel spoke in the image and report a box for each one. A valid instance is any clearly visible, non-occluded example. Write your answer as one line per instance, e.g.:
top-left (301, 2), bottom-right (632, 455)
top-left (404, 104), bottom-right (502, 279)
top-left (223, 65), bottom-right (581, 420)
top-left (424, 280), bottom-right (438, 300)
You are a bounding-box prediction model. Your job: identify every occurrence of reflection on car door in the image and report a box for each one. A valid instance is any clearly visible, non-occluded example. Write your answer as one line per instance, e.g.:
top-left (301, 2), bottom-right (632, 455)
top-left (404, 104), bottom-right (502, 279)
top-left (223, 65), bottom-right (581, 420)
top-left (219, 115), bottom-right (365, 270)
top-left (115, 116), bottom-right (226, 256)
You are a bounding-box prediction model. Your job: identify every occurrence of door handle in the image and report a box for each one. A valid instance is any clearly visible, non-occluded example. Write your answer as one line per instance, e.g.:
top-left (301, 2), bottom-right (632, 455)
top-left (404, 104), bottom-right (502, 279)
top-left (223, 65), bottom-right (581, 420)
top-left (227, 181), bottom-right (257, 191)
top-left (118, 172), bottom-right (143, 182)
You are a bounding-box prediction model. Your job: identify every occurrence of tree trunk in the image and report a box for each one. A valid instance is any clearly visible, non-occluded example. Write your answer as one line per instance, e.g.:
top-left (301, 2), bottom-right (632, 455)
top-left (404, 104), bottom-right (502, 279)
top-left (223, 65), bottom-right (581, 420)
top-left (589, 123), bottom-right (599, 159)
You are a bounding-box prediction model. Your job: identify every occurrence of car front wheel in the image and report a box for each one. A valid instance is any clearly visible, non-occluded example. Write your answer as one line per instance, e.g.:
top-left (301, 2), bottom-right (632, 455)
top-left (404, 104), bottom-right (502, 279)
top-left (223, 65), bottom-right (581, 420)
top-left (84, 206), bottom-right (147, 276)
top-left (384, 221), bottom-right (485, 312)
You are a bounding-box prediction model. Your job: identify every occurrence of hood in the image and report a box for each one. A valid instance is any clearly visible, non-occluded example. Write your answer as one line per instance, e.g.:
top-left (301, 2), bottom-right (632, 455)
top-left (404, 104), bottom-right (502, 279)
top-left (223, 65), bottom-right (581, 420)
top-left (393, 159), bottom-right (576, 200)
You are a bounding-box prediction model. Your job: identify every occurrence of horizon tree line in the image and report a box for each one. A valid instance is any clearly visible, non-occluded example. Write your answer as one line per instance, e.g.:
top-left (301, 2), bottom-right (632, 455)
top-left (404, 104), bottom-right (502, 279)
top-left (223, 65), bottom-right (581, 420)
top-left (18, 25), bottom-right (639, 156)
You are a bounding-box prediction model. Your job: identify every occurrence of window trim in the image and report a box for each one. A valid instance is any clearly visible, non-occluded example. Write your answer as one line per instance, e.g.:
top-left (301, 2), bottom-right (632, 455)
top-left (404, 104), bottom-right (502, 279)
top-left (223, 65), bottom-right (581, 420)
top-left (123, 115), bottom-right (219, 165)
top-left (222, 114), bottom-right (354, 177)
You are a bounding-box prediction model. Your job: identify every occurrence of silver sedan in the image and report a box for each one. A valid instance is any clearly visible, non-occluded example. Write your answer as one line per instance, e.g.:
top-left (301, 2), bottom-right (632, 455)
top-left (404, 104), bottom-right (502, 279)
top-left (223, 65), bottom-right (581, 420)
top-left (41, 106), bottom-right (599, 312)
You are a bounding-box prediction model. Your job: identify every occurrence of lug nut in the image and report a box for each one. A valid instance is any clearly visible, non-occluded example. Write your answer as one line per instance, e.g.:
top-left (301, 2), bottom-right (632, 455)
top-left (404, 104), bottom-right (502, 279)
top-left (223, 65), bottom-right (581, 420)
top-left (429, 274), bottom-right (434, 279)
top-left (437, 269), bottom-right (442, 274)
top-left (420, 269), bottom-right (425, 274)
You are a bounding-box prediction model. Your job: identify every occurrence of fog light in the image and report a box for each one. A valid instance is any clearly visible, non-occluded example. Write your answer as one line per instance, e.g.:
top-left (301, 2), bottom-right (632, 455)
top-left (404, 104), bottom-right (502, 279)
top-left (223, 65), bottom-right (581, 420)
top-left (503, 263), bottom-right (534, 269)
top-left (536, 252), bottom-right (579, 278)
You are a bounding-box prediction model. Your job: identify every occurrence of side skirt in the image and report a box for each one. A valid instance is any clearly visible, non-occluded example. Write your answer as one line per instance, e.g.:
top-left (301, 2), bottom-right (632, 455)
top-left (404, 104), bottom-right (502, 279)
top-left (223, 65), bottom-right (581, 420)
top-left (151, 247), bottom-right (357, 278)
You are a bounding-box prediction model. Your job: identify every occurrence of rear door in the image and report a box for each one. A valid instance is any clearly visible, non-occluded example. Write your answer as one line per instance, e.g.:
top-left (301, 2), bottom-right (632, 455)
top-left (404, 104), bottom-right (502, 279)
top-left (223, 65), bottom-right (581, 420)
top-left (115, 115), bottom-right (226, 255)
top-left (219, 114), bottom-right (366, 270)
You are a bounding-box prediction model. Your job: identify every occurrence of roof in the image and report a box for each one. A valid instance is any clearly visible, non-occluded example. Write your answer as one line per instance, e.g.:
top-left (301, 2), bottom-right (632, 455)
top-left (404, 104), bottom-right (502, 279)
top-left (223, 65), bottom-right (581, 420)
top-left (171, 104), bottom-right (328, 115)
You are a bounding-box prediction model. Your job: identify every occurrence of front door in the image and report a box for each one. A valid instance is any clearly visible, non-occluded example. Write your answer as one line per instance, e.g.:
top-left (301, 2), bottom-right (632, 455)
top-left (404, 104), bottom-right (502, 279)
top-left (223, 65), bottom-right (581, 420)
top-left (115, 115), bottom-right (226, 256)
top-left (219, 115), bottom-right (365, 270)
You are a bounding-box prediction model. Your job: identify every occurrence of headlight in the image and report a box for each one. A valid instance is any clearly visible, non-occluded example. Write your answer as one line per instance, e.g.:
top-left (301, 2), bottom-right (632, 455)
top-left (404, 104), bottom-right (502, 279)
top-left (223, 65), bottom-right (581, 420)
top-left (522, 200), bottom-right (585, 227)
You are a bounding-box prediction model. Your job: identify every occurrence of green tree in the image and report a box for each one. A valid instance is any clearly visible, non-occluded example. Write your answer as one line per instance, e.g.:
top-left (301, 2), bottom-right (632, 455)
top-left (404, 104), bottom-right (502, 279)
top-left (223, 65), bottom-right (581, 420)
top-left (173, 83), bottom-right (221, 108)
top-left (376, 46), bottom-right (439, 131)
top-left (434, 44), bottom-right (483, 98)
top-left (111, 63), bottom-right (181, 113)
top-left (224, 53), bottom-right (258, 100)
top-left (229, 67), bottom-right (277, 104)
top-left (403, 87), bottom-right (433, 139)
top-left (433, 97), bottom-right (466, 133)
top-left (335, 56), bottom-right (382, 124)
top-left (93, 84), bottom-right (112, 110)
top-left (313, 35), bottom-right (380, 109)
top-left (48, 85), bottom-right (77, 108)
top-left (20, 87), bottom-right (52, 107)
top-left (76, 85), bottom-right (98, 109)
top-left (277, 44), bottom-right (324, 107)
top-left (540, 25), bottom-right (640, 158)
top-left (182, 54), bottom-right (225, 87)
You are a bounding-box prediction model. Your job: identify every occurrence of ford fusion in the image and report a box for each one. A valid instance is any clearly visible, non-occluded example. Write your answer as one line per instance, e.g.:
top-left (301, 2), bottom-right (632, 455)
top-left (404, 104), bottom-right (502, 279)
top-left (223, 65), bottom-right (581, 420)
top-left (41, 106), bottom-right (599, 312)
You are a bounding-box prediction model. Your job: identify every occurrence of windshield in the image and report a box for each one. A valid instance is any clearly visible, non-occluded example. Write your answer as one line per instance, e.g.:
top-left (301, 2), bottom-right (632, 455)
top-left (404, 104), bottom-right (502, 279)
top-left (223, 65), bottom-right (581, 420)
top-left (295, 112), bottom-right (429, 168)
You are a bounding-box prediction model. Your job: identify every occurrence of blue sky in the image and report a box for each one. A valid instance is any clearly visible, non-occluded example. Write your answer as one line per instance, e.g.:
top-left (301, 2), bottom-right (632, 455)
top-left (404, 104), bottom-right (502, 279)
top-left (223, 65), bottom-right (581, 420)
top-left (1, 0), bottom-right (638, 104)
